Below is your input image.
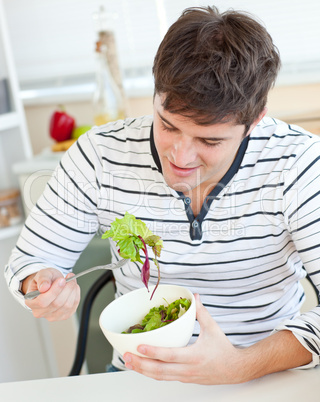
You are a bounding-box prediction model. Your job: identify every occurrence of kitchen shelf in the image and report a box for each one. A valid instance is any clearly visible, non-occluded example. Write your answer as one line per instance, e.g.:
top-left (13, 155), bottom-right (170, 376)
top-left (0, 112), bottom-right (19, 132)
top-left (0, 0), bottom-right (31, 235)
top-left (0, 0), bottom-right (32, 242)
top-left (0, 223), bottom-right (23, 241)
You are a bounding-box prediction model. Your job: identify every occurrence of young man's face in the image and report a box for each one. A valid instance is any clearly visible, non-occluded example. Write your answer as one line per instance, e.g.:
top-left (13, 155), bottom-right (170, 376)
top-left (153, 94), bottom-right (260, 196)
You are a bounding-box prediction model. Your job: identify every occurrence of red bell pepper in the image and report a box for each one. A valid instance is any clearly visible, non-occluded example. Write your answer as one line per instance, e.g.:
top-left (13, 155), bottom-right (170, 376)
top-left (49, 107), bottom-right (75, 142)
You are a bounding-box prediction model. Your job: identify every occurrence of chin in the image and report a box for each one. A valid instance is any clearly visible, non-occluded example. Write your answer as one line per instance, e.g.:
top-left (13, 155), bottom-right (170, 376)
top-left (165, 178), bottom-right (197, 193)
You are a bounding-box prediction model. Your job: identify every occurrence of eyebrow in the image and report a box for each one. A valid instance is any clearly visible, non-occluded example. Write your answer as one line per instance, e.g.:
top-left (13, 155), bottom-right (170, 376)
top-left (158, 112), bottom-right (177, 128)
top-left (158, 111), bottom-right (231, 141)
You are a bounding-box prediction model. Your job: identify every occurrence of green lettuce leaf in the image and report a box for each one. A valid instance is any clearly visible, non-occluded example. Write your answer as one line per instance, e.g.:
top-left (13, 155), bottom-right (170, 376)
top-left (122, 298), bottom-right (191, 334)
top-left (102, 212), bottom-right (163, 297)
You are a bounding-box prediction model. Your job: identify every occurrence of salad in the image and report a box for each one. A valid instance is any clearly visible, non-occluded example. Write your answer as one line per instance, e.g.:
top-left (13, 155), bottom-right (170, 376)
top-left (102, 212), bottom-right (163, 299)
top-left (123, 298), bottom-right (191, 334)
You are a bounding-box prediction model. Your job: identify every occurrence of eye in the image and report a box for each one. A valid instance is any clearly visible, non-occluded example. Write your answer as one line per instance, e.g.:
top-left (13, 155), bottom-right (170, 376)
top-left (160, 120), bottom-right (176, 132)
top-left (200, 139), bottom-right (222, 148)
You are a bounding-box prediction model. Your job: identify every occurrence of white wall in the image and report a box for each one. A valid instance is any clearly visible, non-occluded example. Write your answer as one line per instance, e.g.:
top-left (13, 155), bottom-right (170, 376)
top-left (3, 0), bottom-right (320, 87)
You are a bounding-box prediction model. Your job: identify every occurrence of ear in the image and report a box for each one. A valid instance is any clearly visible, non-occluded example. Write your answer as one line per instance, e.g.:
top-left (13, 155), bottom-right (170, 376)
top-left (246, 107), bottom-right (267, 136)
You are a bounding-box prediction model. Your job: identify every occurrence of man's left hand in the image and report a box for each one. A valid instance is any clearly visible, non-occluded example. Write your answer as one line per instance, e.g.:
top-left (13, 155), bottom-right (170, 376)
top-left (123, 293), bottom-right (244, 384)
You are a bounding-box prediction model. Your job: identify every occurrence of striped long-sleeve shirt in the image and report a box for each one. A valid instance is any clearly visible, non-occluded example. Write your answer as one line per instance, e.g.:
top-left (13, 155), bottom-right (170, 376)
top-left (5, 115), bottom-right (320, 370)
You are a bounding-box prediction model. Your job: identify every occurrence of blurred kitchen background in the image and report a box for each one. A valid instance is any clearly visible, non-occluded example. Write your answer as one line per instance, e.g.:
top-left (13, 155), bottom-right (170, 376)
top-left (0, 0), bottom-right (319, 383)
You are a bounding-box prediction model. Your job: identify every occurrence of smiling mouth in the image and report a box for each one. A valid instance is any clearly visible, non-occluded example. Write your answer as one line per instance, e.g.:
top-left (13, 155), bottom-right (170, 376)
top-left (169, 161), bottom-right (199, 177)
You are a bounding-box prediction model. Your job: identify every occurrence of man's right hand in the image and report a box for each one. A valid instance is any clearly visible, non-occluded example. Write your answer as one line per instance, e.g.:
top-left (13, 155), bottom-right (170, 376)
top-left (22, 268), bottom-right (81, 322)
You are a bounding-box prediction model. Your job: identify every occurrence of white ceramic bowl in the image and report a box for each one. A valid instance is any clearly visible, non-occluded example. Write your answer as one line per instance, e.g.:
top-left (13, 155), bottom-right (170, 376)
top-left (99, 284), bottom-right (196, 357)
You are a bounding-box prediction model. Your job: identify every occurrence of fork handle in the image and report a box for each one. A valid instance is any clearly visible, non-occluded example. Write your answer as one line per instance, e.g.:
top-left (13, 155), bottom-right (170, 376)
top-left (24, 260), bottom-right (125, 300)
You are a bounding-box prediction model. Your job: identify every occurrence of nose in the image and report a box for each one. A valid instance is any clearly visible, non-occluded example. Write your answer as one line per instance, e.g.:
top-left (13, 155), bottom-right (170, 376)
top-left (171, 136), bottom-right (197, 167)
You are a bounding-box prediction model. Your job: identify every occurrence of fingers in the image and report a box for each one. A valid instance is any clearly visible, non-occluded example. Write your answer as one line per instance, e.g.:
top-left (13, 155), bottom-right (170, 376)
top-left (25, 275), bottom-right (65, 308)
top-left (45, 279), bottom-right (80, 321)
top-left (123, 352), bottom-right (193, 382)
top-left (25, 270), bottom-right (80, 321)
top-left (136, 344), bottom-right (193, 364)
top-left (123, 332), bottom-right (198, 382)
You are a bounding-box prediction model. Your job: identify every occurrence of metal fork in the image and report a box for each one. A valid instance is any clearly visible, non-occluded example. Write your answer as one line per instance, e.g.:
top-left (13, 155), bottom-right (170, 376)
top-left (24, 259), bottom-right (127, 300)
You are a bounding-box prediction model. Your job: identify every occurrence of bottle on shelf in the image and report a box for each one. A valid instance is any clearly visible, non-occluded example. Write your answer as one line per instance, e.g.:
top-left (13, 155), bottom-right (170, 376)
top-left (92, 7), bottom-right (126, 126)
top-left (93, 36), bottom-right (125, 126)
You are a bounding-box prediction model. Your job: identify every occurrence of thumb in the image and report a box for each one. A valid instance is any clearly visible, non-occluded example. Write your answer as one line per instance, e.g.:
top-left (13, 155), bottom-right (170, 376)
top-left (195, 293), bottom-right (215, 331)
top-left (38, 280), bottom-right (51, 293)
top-left (36, 269), bottom-right (60, 294)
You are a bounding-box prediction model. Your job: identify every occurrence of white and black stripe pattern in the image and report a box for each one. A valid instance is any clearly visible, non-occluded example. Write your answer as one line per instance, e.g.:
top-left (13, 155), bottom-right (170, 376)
top-left (5, 115), bottom-right (320, 370)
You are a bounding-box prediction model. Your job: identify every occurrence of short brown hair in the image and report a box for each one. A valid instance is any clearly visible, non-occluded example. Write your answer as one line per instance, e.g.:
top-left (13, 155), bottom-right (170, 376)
top-left (153, 6), bottom-right (281, 127)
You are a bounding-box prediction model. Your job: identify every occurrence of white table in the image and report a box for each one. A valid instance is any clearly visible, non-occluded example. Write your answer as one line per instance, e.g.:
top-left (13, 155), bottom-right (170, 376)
top-left (0, 367), bottom-right (319, 402)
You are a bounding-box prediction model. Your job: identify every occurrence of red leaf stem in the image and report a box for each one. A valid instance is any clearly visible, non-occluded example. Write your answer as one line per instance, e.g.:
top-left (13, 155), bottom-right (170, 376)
top-left (138, 236), bottom-right (150, 291)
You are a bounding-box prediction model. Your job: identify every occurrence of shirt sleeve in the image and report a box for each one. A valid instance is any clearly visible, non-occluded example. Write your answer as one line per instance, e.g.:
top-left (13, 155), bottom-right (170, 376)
top-left (4, 131), bottom-right (103, 308)
top-left (275, 136), bottom-right (320, 368)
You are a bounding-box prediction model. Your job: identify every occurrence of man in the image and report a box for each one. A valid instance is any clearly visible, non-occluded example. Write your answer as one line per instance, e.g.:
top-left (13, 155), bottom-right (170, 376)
top-left (5, 6), bottom-right (320, 384)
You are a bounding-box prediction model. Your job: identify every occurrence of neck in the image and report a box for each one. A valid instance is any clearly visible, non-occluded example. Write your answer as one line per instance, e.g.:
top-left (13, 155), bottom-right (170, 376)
top-left (184, 184), bottom-right (216, 217)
